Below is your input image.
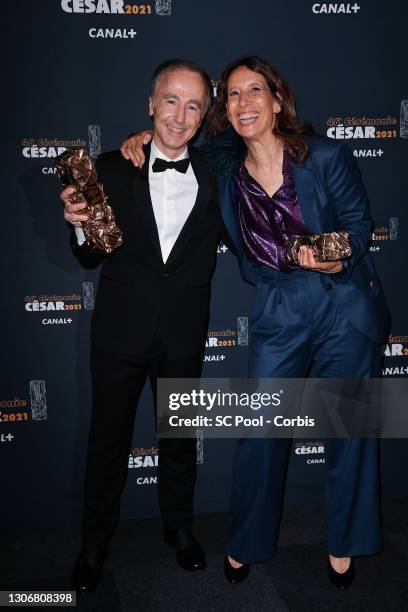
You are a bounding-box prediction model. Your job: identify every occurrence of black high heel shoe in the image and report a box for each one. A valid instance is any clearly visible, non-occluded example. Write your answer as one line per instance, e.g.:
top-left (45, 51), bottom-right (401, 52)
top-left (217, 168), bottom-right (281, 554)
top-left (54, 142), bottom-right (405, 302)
top-left (223, 554), bottom-right (250, 584)
top-left (327, 557), bottom-right (355, 590)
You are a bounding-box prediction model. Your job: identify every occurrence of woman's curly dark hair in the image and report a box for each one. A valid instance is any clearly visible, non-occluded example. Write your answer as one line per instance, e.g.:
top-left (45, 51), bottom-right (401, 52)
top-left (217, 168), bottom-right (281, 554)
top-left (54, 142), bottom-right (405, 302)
top-left (206, 56), bottom-right (314, 163)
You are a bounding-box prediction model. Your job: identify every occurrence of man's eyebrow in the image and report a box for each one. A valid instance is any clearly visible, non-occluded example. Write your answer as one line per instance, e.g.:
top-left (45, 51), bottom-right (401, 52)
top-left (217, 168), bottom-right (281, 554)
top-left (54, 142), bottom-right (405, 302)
top-left (163, 94), bottom-right (201, 108)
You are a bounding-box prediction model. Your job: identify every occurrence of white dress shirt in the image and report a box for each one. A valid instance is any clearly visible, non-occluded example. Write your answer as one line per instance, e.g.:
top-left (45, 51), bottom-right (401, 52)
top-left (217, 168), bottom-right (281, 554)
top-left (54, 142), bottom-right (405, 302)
top-left (75, 139), bottom-right (198, 263)
top-left (148, 139), bottom-right (198, 262)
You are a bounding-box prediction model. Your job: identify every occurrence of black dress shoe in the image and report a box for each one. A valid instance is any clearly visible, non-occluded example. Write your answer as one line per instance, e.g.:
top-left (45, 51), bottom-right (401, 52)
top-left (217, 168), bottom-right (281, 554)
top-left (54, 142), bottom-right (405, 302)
top-left (327, 557), bottom-right (355, 590)
top-left (72, 546), bottom-right (108, 593)
top-left (223, 554), bottom-right (250, 584)
top-left (164, 527), bottom-right (206, 571)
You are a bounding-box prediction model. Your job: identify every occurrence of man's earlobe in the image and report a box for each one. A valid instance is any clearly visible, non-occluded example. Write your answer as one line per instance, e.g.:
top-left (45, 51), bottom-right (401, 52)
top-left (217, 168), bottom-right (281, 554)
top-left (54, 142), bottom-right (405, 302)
top-left (148, 97), bottom-right (154, 117)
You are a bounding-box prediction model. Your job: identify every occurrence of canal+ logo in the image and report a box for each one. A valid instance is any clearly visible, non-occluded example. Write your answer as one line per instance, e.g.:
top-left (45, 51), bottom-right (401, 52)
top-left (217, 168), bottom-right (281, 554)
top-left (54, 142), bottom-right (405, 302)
top-left (60, 0), bottom-right (172, 15)
top-left (312, 3), bottom-right (360, 13)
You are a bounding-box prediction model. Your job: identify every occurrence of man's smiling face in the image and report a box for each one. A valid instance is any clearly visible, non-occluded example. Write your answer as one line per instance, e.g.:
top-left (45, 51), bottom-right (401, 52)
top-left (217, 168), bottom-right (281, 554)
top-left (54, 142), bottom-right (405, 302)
top-left (149, 68), bottom-right (207, 159)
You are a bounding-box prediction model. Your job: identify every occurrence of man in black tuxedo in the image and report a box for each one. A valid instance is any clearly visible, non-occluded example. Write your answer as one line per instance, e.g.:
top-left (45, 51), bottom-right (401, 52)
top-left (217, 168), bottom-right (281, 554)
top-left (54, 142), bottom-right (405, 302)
top-left (61, 60), bottom-right (221, 592)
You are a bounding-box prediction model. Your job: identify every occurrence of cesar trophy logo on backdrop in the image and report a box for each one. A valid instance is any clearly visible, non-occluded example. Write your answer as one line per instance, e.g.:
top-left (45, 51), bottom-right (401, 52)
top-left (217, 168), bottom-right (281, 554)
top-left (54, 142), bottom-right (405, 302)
top-left (326, 102), bottom-right (408, 155)
top-left (21, 124), bottom-right (102, 176)
top-left (0, 381), bottom-right (48, 443)
top-left (196, 430), bottom-right (204, 465)
top-left (326, 112), bottom-right (398, 160)
top-left (237, 317), bottom-right (249, 346)
top-left (83, 282), bottom-right (95, 310)
top-left (29, 380), bottom-right (48, 421)
top-left (294, 441), bottom-right (325, 465)
top-left (369, 218), bottom-right (399, 254)
top-left (60, 0), bottom-right (172, 14)
top-left (128, 429), bottom-right (203, 482)
top-left (155, 0), bottom-right (171, 14)
top-left (88, 125), bottom-right (102, 159)
top-left (24, 281), bottom-right (95, 325)
top-left (60, 0), bottom-right (172, 40)
top-left (383, 335), bottom-right (408, 377)
top-left (0, 396), bottom-right (28, 443)
top-left (0, 382), bottom-right (48, 423)
top-left (401, 101), bottom-right (408, 138)
top-left (21, 136), bottom-right (87, 175)
top-left (204, 317), bottom-right (248, 364)
top-left (24, 293), bottom-right (82, 325)
top-left (128, 447), bottom-right (159, 485)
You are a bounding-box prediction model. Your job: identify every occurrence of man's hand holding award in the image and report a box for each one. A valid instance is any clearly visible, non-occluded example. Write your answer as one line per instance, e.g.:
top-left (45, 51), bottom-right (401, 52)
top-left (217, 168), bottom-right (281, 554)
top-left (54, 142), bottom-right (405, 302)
top-left (55, 148), bottom-right (123, 254)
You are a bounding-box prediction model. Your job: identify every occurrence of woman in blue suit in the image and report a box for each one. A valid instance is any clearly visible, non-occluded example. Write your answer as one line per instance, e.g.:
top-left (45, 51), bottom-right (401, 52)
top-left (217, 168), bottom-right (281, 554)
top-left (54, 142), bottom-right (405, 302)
top-left (121, 56), bottom-right (389, 589)
top-left (203, 56), bottom-right (389, 589)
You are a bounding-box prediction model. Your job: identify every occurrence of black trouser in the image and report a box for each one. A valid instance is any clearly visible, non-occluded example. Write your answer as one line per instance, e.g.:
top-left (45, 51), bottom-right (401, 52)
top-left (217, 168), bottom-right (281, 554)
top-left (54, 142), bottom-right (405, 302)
top-left (81, 337), bottom-right (203, 552)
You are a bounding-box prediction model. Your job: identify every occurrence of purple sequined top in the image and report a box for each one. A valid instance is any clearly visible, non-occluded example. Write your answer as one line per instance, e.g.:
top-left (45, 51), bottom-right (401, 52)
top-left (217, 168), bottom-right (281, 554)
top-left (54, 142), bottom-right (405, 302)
top-left (234, 148), bottom-right (309, 272)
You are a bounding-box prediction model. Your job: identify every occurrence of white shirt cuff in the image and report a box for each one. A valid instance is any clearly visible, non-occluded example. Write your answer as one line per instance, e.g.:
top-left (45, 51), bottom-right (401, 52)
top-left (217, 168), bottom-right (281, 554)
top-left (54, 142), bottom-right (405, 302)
top-left (75, 227), bottom-right (86, 246)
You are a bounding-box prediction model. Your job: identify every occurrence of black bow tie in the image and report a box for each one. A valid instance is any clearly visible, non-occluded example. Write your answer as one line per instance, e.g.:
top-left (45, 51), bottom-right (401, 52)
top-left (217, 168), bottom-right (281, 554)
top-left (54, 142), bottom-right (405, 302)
top-left (152, 157), bottom-right (190, 174)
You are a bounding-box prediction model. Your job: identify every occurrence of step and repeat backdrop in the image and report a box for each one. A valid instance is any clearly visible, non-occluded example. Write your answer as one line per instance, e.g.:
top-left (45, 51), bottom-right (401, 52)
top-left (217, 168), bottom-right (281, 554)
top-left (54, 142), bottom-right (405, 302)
top-left (2, 0), bottom-right (408, 527)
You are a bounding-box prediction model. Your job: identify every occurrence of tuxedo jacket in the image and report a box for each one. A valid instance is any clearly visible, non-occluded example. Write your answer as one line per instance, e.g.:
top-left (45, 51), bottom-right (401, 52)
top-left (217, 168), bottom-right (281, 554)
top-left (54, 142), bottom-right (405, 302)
top-left (74, 143), bottom-right (222, 359)
top-left (202, 133), bottom-right (390, 345)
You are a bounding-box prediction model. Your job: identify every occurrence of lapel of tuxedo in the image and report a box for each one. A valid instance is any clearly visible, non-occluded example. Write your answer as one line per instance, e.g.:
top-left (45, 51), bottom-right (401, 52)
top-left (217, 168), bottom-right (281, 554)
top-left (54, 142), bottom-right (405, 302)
top-left (164, 144), bottom-right (211, 268)
top-left (131, 143), bottom-right (163, 262)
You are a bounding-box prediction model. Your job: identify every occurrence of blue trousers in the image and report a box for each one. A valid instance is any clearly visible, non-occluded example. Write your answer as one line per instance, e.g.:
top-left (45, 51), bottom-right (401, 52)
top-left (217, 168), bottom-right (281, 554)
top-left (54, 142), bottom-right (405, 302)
top-left (227, 267), bottom-right (383, 563)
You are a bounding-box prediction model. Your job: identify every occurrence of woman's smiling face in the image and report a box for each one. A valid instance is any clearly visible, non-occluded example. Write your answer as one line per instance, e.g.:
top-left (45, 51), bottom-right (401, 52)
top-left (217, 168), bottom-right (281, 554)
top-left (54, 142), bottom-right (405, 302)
top-left (226, 66), bottom-right (281, 141)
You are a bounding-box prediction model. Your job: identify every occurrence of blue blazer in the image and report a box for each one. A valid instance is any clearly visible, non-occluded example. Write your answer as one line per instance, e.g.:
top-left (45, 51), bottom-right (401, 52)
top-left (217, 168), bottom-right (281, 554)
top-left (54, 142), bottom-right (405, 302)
top-left (202, 134), bottom-right (389, 345)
